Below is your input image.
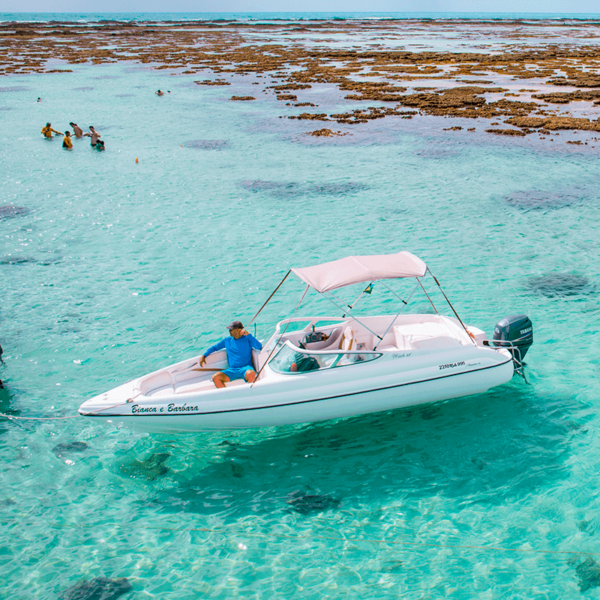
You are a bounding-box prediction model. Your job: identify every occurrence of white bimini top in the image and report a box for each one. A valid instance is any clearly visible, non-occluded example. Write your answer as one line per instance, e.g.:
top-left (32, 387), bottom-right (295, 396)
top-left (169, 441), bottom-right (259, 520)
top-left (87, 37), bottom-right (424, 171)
top-left (291, 251), bottom-right (427, 293)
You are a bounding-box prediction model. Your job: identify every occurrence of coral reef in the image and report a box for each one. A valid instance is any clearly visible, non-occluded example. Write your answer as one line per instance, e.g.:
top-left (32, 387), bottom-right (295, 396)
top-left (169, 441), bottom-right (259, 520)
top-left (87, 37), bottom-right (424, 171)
top-left (59, 577), bottom-right (132, 600)
top-left (306, 128), bottom-right (348, 137)
top-left (3, 19), bottom-right (600, 140)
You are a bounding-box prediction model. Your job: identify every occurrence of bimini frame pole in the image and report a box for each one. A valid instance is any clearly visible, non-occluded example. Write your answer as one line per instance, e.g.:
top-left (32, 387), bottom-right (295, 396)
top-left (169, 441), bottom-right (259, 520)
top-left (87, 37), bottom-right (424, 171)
top-left (416, 275), bottom-right (438, 314)
top-left (374, 280), bottom-right (419, 351)
top-left (427, 267), bottom-right (476, 344)
top-left (322, 290), bottom-right (383, 342)
top-left (343, 283), bottom-right (373, 318)
top-left (251, 284), bottom-right (310, 387)
top-left (247, 270), bottom-right (291, 327)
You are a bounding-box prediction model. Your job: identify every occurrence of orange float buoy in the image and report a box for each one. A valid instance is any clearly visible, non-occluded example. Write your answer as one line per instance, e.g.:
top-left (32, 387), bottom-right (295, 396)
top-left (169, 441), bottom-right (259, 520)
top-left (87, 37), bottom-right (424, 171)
top-left (135, 157), bottom-right (139, 164)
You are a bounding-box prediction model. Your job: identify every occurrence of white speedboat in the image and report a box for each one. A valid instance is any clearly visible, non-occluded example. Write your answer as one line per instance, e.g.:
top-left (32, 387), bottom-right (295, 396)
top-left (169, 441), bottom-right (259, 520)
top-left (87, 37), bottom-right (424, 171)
top-left (79, 252), bottom-right (533, 433)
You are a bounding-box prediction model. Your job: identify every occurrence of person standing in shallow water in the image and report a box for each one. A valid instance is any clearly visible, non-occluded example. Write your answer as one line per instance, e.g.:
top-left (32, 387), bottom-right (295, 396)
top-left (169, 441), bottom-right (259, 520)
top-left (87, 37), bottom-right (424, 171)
top-left (197, 321), bottom-right (262, 388)
top-left (69, 122), bottom-right (84, 138)
top-left (85, 125), bottom-right (101, 147)
top-left (41, 123), bottom-right (62, 138)
top-left (62, 131), bottom-right (73, 150)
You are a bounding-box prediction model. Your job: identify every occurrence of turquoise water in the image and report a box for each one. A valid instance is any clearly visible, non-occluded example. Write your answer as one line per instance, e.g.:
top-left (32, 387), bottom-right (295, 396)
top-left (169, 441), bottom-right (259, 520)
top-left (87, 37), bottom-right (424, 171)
top-left (1, 52), bottom-right (600, 598)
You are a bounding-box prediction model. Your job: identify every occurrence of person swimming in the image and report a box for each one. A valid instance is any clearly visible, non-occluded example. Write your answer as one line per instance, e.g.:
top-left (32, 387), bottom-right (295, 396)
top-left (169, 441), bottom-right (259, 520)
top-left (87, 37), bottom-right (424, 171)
top-left (156, 90), bottom-right (164, 96)
top-left (69, 122), bottom-right (84, 138)
top-left (95, 140), bottom-right (105, 151)
top-left (41, 123), bottom-right (62, 138)
top-left (62, 131), bottom-right (73, 150)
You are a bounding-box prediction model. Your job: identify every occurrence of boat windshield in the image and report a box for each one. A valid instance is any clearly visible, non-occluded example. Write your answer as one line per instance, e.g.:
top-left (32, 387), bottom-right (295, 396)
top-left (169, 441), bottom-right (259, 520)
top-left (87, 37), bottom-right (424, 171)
top-left (269, 342), bottom-right (382, 375)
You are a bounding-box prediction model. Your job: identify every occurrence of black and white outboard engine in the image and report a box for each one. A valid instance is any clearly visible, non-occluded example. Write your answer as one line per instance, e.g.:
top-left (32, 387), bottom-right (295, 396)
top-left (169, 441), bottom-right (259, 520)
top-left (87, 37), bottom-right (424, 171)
top-left (492, 314), bottom-right (533, 372)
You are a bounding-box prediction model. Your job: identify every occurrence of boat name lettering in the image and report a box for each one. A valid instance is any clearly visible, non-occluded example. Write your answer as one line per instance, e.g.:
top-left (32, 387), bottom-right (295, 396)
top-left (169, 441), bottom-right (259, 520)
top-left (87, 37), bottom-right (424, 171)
top-left (391, 352), bottom-right (411, 359)
top-left (520, 327), bottom-right (532, 335)
top-left (439, 361), bottom-right (465, 370)
top-left (167, 403), bottom-right (199, 413)
top-left (131, 404), bottom-right (156, 414)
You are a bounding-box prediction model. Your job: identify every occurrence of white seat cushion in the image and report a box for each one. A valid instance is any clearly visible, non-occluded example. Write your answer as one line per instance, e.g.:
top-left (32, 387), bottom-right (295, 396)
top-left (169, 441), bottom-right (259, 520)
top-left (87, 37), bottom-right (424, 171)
top-left (393, 327), bottom-right (415, 350)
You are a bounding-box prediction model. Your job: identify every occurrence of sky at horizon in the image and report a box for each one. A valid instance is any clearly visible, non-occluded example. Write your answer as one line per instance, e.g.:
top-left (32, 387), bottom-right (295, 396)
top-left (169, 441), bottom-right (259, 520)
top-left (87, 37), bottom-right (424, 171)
top-left (2, 1), bottom-right (600, 15)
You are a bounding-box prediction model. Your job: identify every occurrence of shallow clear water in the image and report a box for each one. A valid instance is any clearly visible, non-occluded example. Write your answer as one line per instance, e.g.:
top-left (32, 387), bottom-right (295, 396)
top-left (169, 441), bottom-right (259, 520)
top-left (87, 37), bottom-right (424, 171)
top-left (1, 55), bottom-right (600, 598)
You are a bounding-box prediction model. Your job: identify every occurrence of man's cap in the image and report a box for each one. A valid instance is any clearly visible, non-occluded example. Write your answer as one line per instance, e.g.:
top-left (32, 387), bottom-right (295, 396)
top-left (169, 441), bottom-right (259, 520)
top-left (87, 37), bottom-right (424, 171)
top-left (227, 320), bottom-right (244, 330)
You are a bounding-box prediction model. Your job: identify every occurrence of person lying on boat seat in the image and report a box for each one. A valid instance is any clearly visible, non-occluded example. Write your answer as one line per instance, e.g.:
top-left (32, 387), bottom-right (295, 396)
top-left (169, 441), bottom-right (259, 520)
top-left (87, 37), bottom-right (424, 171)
top-left (198, 320), bottom-right (262, 388)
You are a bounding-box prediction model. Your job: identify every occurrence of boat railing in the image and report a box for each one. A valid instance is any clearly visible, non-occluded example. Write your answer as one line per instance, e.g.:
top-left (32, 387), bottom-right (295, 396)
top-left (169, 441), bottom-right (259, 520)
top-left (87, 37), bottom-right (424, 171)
top-left (262, 317), bottom-right (347, 355)
top-left (273, 316), bottom-right (347, 335)
top-left (283, 340), bottom-right (380, 356)
top-left (483, 339), bottom-right (527, 381)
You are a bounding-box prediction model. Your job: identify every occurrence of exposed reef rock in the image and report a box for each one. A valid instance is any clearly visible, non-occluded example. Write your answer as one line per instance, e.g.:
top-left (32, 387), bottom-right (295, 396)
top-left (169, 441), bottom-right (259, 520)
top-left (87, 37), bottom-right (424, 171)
top-left (306, 128), bottom-right (348, 137)
top-left (4, 19), bottom-right (600, 142)
top-left (549, 75), bottom-right (600, 88)
top-left (506, 116), bottom-right (600, 131)
top-left (195, 79), bottom-right (230, 85)
top-left (485, 128), bottom-right (527, 136)
top-left (289, 112), bottom-right (329, 121)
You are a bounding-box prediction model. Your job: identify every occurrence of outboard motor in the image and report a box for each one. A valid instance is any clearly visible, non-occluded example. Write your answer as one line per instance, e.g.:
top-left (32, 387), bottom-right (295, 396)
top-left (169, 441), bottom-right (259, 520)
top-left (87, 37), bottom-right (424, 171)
top-left (493, 314), bottom-right (533, 363)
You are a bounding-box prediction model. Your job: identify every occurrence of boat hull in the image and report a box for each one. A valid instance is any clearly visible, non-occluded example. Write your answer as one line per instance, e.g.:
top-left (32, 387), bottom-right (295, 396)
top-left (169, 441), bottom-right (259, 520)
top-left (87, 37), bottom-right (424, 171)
top-left (81, 351), bottom-right (514, 433)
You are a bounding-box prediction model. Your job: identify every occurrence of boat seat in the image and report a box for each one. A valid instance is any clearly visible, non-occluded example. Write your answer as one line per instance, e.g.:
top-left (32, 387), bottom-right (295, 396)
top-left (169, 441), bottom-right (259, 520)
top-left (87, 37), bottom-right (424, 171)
top-left (140, 371), bottom-right (173, 395)
top-left (339, 326), bottom-right (355, 352)
top-left (175, 379), bottom-right (215, 394)
top-left (393, 327), bottom-right (415, 351)
top-left (412, 336), bottom-right (460, 350)
top-left (146, 384), bottom-right (174, 398)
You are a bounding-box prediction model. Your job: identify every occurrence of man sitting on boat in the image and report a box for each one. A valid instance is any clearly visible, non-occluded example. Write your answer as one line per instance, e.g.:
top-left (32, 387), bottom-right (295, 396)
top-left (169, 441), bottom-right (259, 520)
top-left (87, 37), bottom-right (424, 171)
top-left (198, 321), bottom-right (262, 388)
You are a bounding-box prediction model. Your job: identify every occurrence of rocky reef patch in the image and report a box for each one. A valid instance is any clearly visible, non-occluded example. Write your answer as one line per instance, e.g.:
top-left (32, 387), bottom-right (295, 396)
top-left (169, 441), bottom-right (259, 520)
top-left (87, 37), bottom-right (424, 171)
top-left (239, 180), bottom-right (369, 198)
top-left (0, 205), bottom-right (30, 220)
top-left (525, 273), bottom-right (595, 297)
top-left (183, 139), bottom-right (230, 150)
top-left (59, 576), bottom-right (132, 600)
top-left (287, 491), bottom-right (341, 515)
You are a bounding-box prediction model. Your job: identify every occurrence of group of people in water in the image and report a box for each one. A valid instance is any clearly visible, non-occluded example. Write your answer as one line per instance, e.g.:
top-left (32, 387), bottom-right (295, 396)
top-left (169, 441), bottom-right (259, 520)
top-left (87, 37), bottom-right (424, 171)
top-left (41, 122), bottom-right (105, 151)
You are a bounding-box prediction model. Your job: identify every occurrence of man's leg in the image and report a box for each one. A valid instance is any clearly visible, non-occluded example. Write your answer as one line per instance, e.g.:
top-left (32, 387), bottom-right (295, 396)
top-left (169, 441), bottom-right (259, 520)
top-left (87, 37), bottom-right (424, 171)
top-left (212, 372), bottom-right (231, 389)
top-left (244, 369), bottom-right (257, 384)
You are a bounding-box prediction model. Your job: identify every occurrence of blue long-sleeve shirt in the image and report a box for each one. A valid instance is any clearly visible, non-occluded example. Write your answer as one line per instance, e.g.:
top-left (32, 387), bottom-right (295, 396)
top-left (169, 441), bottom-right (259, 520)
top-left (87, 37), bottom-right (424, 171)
top-left (204, 334), bottom-right (262, 368)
